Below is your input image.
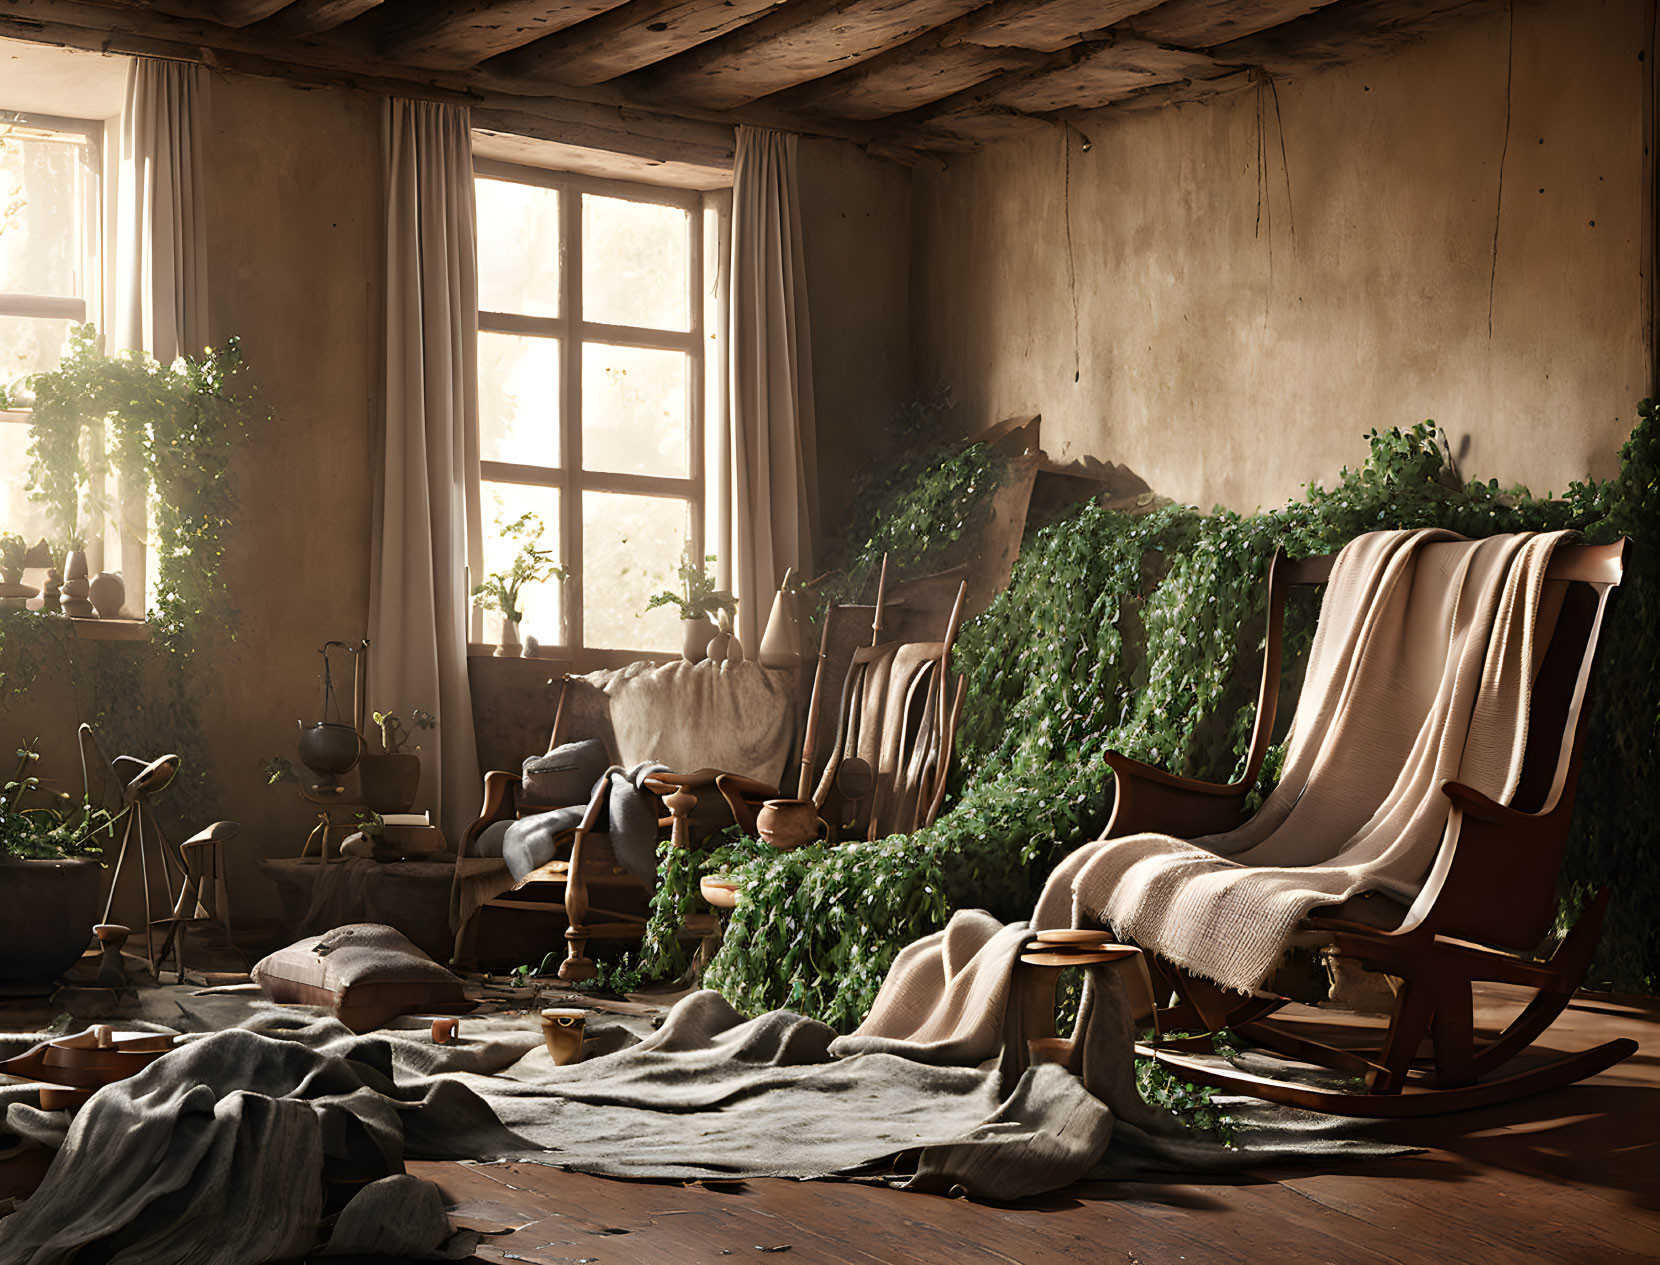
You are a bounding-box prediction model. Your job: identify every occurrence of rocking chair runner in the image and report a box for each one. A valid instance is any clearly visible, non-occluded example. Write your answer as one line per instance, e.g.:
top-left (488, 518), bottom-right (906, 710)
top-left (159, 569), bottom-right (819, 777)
top-left (1085, 534), bottom-right (1634, 1115)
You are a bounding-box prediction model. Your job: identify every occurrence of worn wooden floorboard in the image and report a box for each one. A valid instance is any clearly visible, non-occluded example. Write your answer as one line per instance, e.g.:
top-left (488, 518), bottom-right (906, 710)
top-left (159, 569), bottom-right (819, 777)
top-left (411, 984), bottom-right (1659, 1264)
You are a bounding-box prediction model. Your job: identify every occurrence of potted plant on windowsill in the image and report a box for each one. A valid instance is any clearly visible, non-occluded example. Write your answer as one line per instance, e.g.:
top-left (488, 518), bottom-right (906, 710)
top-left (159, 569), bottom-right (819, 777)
top-left (647, 552), bottom-right (738, 663)
top-left (359, 708), bottom-right (436, 813)
top-left (0, 740), bottom-right (119, 995)
top-left (473, 512), bottom-right (563, 658)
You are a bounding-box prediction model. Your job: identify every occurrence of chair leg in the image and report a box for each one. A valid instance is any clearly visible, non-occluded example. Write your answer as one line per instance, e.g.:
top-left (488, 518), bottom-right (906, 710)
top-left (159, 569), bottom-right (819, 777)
top-left (1372, 978), bottom-right (1435, 1093)
top-left (557, 834), bottom-right (596, 983)
top-left (1430, 978), bottom-right (1476, 1088)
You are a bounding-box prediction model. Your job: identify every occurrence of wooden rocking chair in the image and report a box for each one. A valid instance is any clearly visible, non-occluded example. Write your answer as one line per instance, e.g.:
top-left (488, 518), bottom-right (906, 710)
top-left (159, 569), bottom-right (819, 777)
top-left (1104, 537), bottom-right (1636, 1115)
top-left (706, 566), bottom-right (968, 847)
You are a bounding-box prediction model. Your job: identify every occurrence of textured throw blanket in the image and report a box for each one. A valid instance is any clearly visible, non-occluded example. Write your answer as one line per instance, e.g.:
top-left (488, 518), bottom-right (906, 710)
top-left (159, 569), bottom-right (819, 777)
top-left (1034, 528), bottom-right (1570, 993)
top-left (0, 927), bottom-right (1401, 1262)
top-left (586, 658), bottom-right (796, 783)
top-left (503, 761), bottom-right (668, 886)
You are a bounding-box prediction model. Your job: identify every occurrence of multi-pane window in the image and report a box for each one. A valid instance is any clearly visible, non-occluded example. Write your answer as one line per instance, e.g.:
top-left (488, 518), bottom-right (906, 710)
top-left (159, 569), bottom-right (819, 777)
top-left (474, 161), bottom-right (706, 655)
top-left (0, 113), bottom-right (102, 553)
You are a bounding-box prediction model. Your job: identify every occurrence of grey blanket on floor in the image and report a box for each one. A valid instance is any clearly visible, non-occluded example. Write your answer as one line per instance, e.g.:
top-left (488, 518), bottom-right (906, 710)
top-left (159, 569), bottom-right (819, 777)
top-left (0, 921), bottom-right (1404, 1263)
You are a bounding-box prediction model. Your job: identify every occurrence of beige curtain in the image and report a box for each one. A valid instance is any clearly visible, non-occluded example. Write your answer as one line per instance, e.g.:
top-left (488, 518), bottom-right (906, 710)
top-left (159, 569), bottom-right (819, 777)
top-left (112, 56), bottom-right (209, 594)
top-left (728, 126), bottom-right (818, 650)
top-left (113, 57), bottom-right (209, 361)
top-left (369, 98), bottom-right (482, 845)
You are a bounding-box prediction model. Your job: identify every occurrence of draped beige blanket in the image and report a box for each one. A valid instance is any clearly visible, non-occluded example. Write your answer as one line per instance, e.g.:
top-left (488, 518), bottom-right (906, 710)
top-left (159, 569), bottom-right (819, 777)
top-left (1033, 529), bottom-right (1570, 994)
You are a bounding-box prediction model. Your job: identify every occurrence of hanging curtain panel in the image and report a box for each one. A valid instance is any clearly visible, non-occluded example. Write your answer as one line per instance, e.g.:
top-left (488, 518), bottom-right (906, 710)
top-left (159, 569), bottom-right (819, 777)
top-left (370, 98), bottom-right (483, 845)
top-left (728, 125), bottom-right (818, 651)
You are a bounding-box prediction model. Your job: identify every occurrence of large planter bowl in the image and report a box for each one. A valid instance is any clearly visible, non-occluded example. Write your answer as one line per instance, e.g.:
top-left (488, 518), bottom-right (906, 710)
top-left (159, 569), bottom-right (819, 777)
top-left (0, 857), bottom-right (100, 995)
top-left (298, 721), bottom-right (363, 777)
top-left (359, 752), bottom-right (422, 814)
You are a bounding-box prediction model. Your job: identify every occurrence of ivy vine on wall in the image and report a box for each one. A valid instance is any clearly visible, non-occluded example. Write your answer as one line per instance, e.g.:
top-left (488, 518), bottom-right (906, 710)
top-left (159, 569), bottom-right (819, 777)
top-left (639, 405), bottom-right (1659, 1030)
top-left (0, 326), bottom-right (261, 830)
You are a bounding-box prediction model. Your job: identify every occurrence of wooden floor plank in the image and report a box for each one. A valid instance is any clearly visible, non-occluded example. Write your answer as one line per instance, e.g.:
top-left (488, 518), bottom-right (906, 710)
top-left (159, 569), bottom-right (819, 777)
top-left (409, 982), bottom-right (1659, 1265)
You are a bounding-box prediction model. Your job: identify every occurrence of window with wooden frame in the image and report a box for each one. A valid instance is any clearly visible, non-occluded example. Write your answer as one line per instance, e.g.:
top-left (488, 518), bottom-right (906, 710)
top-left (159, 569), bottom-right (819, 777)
top-left (474, 159), bottom-right (711, 657)
top-left (0, 112), bottom-right (104, 568)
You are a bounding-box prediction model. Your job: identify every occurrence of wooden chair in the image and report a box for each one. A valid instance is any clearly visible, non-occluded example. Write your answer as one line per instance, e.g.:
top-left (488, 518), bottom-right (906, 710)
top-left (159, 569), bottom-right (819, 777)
top-left (709, 569), bottom-right (969, 846)
top-left (1100, 538), bottom-right (1636, 1115)
top-left (149, 820), bottom-right (244, 981)
top-left (453, 759), bottom-right (725, 982)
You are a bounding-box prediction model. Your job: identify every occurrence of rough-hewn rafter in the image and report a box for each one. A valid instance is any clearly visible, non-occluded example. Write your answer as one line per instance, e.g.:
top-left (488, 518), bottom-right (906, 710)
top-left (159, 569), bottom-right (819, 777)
top-left (375, 0), bottom-right (631, 68)
top-left (783, 43), bottom-right (1044, 119)
top-left (492, 0), bottom-right (788, 89)
top-left (1128, 0), bottom-right (1343, 49)
top-left (628, 0), bottom-right (991, 111)
top-left (213, 0), bottom-right (299, 28)
top-left (260, 0), bottom-right (385, 36)
top-left (953, 0), bottom-right (1163, 53)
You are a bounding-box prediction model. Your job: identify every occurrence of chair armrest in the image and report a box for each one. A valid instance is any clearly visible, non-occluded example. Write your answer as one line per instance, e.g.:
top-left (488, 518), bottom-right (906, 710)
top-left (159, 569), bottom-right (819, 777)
top-left (1440, 780), bottom-right (1533, 827)
top-left (1103, 751), bottom-right (1252, 840)
top-left (458, 771), bottom-right (521, 859)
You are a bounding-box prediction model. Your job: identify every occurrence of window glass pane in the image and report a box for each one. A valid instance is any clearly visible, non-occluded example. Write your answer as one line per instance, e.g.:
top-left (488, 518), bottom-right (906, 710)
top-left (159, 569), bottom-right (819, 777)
top-left (0, 127), bottom-right (90, 298)
top-left (581, 343), bottom-right (688, 478)
top-left (480, 483), bottom-right (562, 647)
top-left (582, 492), bottom-right (689, 652)
top-left (478, 331), bottom-right (559, 467)
top-left (0, 419), bottom-right (56, 548)
top-left (476, 178), bottom-right (560, 318)
top-left (582, 195), bottom-right (689, 331)
top-left (0, 315), bottom-right (73, 394)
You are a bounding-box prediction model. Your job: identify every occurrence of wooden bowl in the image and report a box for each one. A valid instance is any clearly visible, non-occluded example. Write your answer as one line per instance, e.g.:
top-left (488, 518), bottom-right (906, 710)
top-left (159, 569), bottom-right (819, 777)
top-left (700, 876), bottom-right (740, 909)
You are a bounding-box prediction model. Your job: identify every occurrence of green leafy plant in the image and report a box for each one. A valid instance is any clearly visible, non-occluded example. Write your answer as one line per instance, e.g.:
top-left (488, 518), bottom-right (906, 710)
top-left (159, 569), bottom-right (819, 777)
top-left (645, 551), bottom-right (736, 621)
top-left (0, 325), bottom-right (262, 844)
top-left (372, 708), bottom-right (435, 755)
top-left (0, 533), bottom-right (26, 579)
top-left (474, 512), bottom-right (563, 626)
top-left (0, 739), bottom-right (120, 861)
top-left (354, 810), bottom-right (386, 842)
top-left (628, 408), bottom-right (1660, 1038)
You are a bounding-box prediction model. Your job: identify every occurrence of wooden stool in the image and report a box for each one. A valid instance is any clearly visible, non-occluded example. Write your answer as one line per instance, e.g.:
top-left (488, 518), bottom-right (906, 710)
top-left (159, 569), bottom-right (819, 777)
top-left (1004, 931), bottom-right (1144, 1079)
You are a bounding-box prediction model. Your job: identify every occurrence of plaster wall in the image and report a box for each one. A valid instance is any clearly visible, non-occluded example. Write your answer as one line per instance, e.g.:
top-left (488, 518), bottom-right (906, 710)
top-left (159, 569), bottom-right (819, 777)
top-left (796, 138), bottom-right (913, 543)
top-left (2, 67), bottom-right (381, 921)
top-left (911, 0), bottom-right (1650, 511)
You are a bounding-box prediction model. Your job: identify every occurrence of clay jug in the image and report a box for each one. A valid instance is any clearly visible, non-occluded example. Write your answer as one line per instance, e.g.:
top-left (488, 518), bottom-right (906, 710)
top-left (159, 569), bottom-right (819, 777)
top-left (540, 1008), bottom-right (586, 1065)
top-left (756, 798), bottom-right (822, 850)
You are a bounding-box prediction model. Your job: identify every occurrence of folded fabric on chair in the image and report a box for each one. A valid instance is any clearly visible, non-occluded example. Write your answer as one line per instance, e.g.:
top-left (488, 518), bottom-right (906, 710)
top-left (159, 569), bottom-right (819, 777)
top-left (1034, 528), bottom-right (1571, 994)
top-left (501, 762), bottom-right (668, 886)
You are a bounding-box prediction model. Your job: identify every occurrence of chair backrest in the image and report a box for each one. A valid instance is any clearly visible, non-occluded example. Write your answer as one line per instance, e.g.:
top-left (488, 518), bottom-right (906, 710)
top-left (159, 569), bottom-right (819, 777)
top-left (1254, 537), bottom-right (1628, 950)
top-left (809, 581), bottom-right (968, 840)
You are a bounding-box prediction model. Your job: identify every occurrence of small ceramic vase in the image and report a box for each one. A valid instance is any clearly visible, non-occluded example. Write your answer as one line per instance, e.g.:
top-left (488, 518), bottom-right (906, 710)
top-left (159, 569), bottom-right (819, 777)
top-left (757, 571), bottom-right (802, 669)
top-left (756, 797), bottom-right (821, 850)
top-left (682, 616), bottom-right (716, 663)
top-left (60, 550), bottom-right (93, 618)
top-left (88, 571), bottom-right (125, 619)
top-left (495, 616), bottom-right (523, 658)
top-left (540, 1008), bottom-right (586, 1065)
top-left (431, 1017), bottom-right (460, 1044)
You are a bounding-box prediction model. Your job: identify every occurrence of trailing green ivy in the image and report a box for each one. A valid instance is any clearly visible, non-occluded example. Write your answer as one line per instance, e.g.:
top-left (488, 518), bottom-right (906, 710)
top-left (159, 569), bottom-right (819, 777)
top-left (1, 326), bottom-right (261, 834)
top-left (639, 407), bottom-right (1658, 1028)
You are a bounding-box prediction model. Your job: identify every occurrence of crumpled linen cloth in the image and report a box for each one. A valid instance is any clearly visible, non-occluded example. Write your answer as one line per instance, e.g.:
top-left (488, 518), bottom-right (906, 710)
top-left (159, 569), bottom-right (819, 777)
top-left (503, 761), bottom-right (668, 886)
top-left (1035, 529), bottom-right (1570, 993)
top-left (585, 658), bottom-right (797, 784)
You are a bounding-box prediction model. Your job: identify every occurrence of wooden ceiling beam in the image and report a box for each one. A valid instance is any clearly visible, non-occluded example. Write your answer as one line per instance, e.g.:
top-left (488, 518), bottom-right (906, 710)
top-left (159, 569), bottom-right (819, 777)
top-left (260, 0), bottom-right (386, 36)
top-left (1126, 0), bottom-right (1344, 50)
top-left (373, 0), bottom-right (633, 69)
top-left (952, 0), bottom-right (1163, 53)
top-left (0, 0), bottom-right (898, 151)
top-left (213, 0), bottom-right (300, 28)
top-left (764, 0), bottom-right (1165, 122)
top-left (625, 0), bottom-right (991, 111)
top-left (778, 43), bottom-right (1047, 120)
top-left (491, 0), bottom-right (788, 89)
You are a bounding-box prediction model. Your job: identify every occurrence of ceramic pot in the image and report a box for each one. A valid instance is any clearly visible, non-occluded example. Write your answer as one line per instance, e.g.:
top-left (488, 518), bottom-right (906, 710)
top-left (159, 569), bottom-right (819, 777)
top-left (682, 616), bottom-right (716, 663)
top-left (540, 1008), bottom-right (586, 1065)
top-left (359, 752), bottom-right (421, 813)
top-left (88, 571), bottom-right (125, 619)
top-left (60, 550), bottom-right (92, 617)
top-left (297, 720), bottom-right (363, 778)
top-left (0, 858), bottom-right (100, 995)
top-left (757, 583), bottom-right (802, 669)
top-left (495, 616), bottom-right (523, 658)
top-left (755, 797), bottom-right (822, 850)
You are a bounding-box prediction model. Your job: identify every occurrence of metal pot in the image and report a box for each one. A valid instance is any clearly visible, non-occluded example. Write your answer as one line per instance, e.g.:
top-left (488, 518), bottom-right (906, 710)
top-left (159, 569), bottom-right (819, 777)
top-left (297, 720), bottom-right (363, 777)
